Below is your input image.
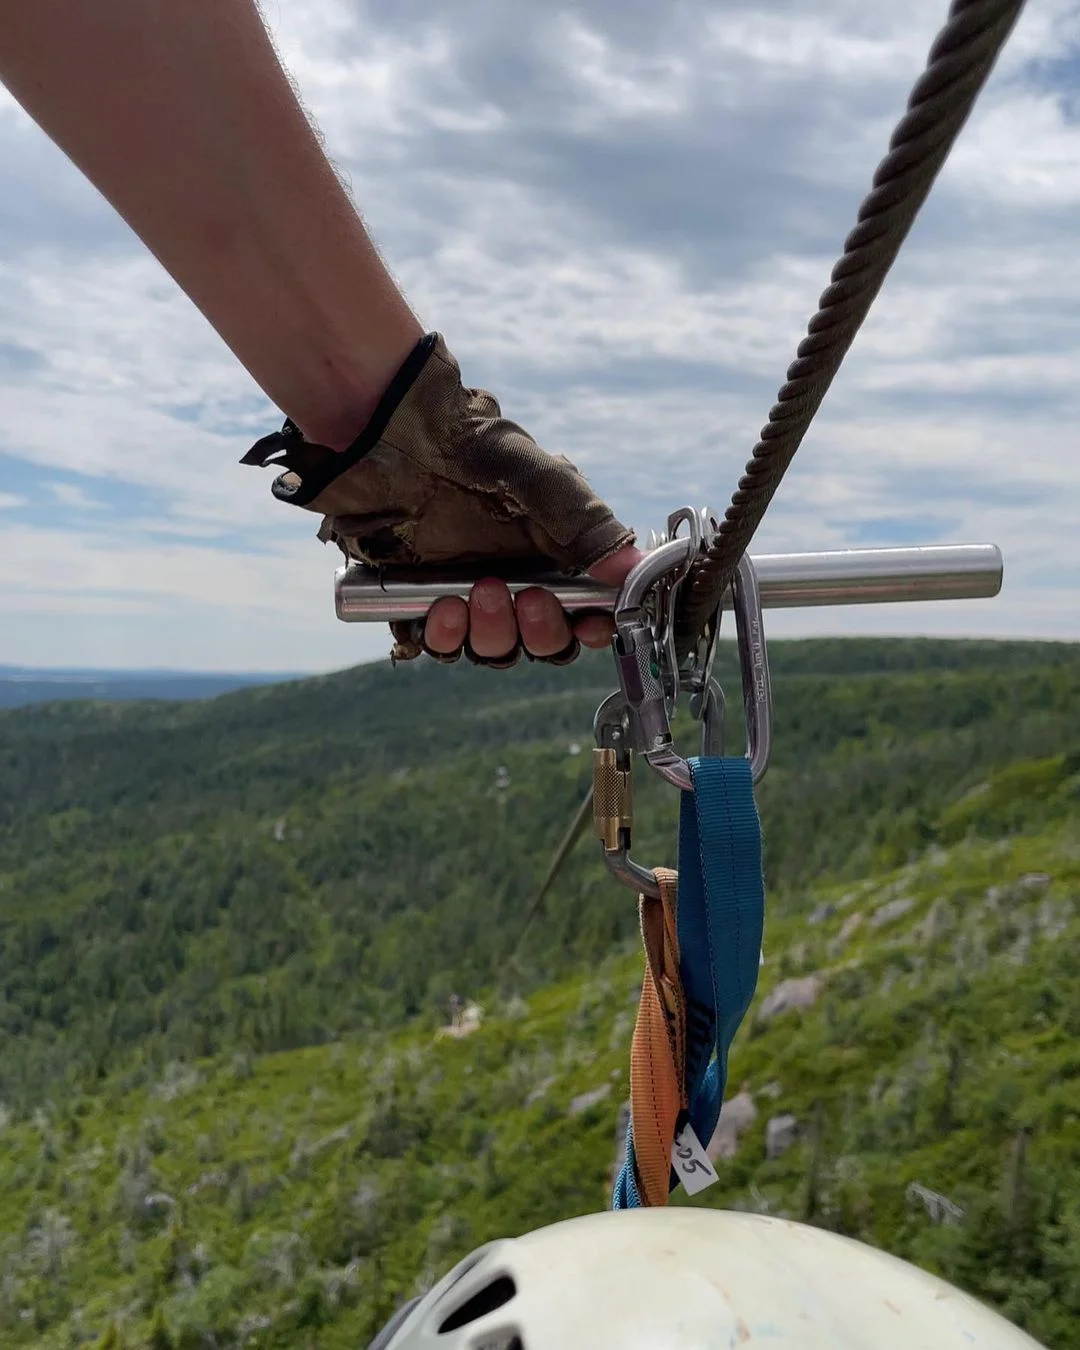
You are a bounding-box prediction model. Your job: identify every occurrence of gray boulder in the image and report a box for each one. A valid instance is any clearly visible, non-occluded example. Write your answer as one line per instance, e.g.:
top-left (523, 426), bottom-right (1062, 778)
top-left (765, 1114), bottom-right (799, 1160)
top-left (869, 897), bottom-right (915, 929)
top-left (756, 976), bottom-right (822, 1025)
top-left (568, 1083), bottom-right (611, 1118)
top-left (707, 1091), bottom-right (758, 1161)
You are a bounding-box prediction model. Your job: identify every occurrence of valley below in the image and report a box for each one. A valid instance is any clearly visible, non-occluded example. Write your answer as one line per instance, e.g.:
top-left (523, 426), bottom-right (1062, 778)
top-left (1, 638), bottom-right (1079, 1348)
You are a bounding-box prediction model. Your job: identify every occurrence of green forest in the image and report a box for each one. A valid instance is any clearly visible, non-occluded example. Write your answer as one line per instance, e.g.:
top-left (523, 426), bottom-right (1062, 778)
top-left (2, 637), bottom-right (1080, 1347)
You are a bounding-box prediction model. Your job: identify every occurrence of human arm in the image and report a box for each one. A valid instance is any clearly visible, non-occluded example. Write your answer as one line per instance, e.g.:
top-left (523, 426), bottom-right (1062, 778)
top-left (0, 0), bottom-right (639, 660)
top-left (0, 0), bottom-right (419, 448)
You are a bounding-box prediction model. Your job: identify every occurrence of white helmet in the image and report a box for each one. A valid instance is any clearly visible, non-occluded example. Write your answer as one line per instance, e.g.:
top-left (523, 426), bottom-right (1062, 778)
top-left (370, 1207), bottom-right (1046, 1349)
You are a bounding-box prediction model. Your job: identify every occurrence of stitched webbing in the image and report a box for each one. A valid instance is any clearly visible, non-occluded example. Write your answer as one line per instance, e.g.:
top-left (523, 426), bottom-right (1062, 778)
top-left (613, 757), bottom-right (765, 1209)
top-left (622, 868), bottom-right (686, 1208)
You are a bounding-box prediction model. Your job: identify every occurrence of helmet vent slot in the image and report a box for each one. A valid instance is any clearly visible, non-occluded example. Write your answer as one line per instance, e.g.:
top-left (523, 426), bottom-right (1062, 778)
top-left (437, 1275), bottom-right (517, 1333)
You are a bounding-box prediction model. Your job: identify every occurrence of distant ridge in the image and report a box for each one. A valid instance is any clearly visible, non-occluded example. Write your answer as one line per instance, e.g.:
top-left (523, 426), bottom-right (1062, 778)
top-left (0, 664), bottom-right (307, 708)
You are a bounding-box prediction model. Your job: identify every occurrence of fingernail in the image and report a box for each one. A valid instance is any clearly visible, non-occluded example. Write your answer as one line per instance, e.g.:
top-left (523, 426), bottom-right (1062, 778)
top-left (428, 601), bottom-right (466, 639)
top-left (517, 594), bottom-right (548, 624)
top-left (473, 581), bottom-right (504, 614)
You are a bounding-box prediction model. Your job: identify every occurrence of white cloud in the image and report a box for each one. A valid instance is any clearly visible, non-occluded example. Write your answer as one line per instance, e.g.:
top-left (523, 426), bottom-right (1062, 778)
top-left (46, 481), bottom-right (108, 511)
top-left (0, 0), bottom-right (1079, 671)
top-left (554, 17), bottom-right (692, 124)
top-left (948, 93), bottom-right (1080, 206)
top-left (700, 9), bottom-right (928, 82)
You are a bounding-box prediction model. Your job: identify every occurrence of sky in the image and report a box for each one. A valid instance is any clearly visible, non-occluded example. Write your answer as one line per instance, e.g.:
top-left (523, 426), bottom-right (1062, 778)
top-left (1, 0), bottom-right (1079, 673)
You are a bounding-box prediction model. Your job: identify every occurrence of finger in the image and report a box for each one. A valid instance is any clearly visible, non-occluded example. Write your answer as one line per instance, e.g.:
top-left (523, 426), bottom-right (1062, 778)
top-left (515, 587), bottom-right (573, 659)
top-left (574, 614), bottom-right (615, 649)
top-left (573, 544), bottom-right (642, 649)
top-left (424, 596), bottom-right (468, 654)
top-left (590, 543), bottom-right (644, 587)
top-left (468, 577), bottom-right (519, 659)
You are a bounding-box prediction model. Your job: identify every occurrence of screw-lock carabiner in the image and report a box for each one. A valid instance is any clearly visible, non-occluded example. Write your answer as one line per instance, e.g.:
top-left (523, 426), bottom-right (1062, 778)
top-left (592, 679), bottom-right (725, 900)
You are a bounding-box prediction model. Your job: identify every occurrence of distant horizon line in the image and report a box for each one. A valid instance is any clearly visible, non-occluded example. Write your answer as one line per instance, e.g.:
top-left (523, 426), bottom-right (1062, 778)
top-left (4, 632), bottom-right (1080, 682)
top-left (0, 665), bottom-right (311, 681)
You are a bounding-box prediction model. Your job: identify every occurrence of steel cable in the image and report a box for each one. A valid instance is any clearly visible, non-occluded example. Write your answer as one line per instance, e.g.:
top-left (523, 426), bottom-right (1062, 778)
top-left (674, 0), bottom-right (1028, 660)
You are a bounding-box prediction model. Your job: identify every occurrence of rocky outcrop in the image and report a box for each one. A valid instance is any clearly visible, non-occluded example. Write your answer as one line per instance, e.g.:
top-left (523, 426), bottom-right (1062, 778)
top-left (435, 1001), bottom-right (483, 1041)
top-left (869, 897), bottom-right (915, 929)
top-left (828, 912), bottom-right (863, 957)
top-left (568, 1083), bottom-right (611, 1118)
top-left (525, 1075), bottom-right (557, 1107)
top-left (756, 976), bottom-right (822, 1025)
top-left (765, 1114), bottom-right (799, 1160)
top-left (706, 1091), bottom-right (758, 1161)
top-left (1017, 872), bottom-right (1052, 892)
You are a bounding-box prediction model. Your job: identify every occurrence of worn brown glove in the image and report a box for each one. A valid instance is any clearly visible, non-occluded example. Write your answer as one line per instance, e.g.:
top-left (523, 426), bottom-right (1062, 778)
top-left (242, 332), bottom-right (634, 664)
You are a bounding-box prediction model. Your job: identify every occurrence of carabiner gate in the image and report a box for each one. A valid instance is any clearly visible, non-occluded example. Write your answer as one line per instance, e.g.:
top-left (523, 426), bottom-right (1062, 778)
top-left (610, 539), bottom-right (772, 792)
top-left (593, 506), bottom-right (773, 897)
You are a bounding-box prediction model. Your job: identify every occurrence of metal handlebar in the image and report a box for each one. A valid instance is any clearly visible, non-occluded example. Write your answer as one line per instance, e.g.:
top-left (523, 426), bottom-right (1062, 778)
top-left (334, 543), bottom-right (1003, 622)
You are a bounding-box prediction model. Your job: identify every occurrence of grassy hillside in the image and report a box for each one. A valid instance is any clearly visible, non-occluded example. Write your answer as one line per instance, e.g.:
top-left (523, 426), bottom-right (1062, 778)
top-left (1, 640), bottom-right (1080, 1347)
top-left (1, 811), bottom-right (1078, 1347)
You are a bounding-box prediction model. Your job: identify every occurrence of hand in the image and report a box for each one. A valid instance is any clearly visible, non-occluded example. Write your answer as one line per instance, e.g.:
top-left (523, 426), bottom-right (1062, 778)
top-left (422, 545), bottom-right (643, 663)
top-left (245, 332), bottom-right (641, 666)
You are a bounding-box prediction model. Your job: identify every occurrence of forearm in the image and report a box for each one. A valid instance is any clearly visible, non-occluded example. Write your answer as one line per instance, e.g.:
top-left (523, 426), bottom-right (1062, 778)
top-left (0, 0), bottom-right (423, 447)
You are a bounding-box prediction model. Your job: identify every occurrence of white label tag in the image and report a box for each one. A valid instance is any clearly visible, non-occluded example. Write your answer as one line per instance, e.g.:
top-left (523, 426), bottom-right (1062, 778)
top-left (671, 1122), bottom-right (718, 1196)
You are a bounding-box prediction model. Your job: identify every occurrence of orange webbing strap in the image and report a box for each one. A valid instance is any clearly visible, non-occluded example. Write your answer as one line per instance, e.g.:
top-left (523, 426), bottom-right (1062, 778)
top-left (627, 866), bottom-right (687, 1208)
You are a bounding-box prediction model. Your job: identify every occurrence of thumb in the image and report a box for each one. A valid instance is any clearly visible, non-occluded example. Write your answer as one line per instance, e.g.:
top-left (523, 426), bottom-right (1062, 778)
top-left (589, 542), bottom-right (644, 588)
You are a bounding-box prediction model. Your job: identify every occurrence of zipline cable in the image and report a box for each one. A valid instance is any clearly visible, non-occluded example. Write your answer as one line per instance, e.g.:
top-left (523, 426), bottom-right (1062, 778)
top-left (674, 0), bottom-right (1028, 661)
top-left (532, 0), bottom-right (1029, 908)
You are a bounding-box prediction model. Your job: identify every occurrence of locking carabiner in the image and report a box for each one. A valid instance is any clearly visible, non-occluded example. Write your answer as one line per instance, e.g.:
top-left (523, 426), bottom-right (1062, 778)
top-left (592, 693), bottom-right (659, 899)
top-left (611, 540), bottom-right (773, 792)
top-left (593, 506), bottom-right (773, 897)
top-left (592, 679), bottom-right (726, 899)
top-left (608, 534), bottom-right (694, 774)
